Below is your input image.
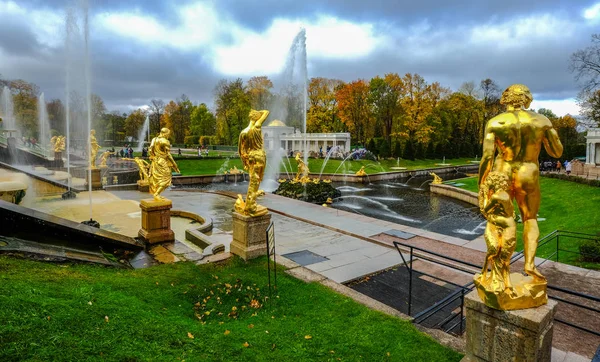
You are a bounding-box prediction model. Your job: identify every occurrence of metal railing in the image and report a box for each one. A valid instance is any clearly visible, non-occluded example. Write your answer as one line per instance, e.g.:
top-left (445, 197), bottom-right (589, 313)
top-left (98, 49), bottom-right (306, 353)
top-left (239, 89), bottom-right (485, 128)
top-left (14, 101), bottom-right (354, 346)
top-left (393, 231), bottom-right (600, 337)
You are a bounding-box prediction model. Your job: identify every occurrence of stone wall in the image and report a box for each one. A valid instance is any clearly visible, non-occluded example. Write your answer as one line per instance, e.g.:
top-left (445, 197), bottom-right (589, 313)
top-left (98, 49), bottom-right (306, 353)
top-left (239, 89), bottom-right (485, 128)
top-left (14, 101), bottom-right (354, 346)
top-left (429, 183), bottom-right (478, 207)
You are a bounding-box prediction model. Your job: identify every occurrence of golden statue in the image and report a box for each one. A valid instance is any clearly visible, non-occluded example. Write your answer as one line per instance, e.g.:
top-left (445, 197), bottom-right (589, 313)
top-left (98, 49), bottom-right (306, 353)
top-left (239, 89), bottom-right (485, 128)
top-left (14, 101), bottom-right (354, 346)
top-left (50, 135), bottom-right (66, 152)
top-left (234, 109), bottom-right (269, 217)
top-left (89, 129), bottom-right (100, 169)
top-left (430, 172), bottom-right (442, 184)
top-left (98, 151), bottom-right (114, 168)
top-left (148, 128), bottom-right (180, 200)
top-left (123, 157), bottom-right (150, 184)
top-left (229, 166), bottom-right (243, 174)
top-left (477, 84), bottom-right (563, 310)
top-left (355, 166), bottom-right (367, 177)
top-left (294, 153), bottom-right (311, 183)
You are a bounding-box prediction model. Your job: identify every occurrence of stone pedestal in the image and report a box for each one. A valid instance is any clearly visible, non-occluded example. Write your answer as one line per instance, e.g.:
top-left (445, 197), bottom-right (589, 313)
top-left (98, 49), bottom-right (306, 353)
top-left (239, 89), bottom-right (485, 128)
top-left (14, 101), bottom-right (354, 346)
top-left (85, 168), bottom-right (102, 190)
top-left (462, 290), bottom-right (557, 362)
top-left (138, 198), bottom-right (175, 245)
top-left (53, 151), bottom-right (64, 168)
top-left (230, 211), bottom-right (271, 261)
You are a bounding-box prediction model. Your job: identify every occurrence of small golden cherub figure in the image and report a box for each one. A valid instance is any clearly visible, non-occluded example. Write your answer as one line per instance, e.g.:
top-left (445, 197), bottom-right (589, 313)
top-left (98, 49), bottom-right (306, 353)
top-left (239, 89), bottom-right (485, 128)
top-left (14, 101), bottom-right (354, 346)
top-left (355, 166), bottom-right (367, 176)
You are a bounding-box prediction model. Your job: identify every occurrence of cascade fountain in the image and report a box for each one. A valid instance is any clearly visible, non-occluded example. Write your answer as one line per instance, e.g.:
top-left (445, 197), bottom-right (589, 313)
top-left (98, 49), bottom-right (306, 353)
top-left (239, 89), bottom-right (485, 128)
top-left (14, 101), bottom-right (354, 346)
top-left (137, 114), bottom-right (150, 152)
top-left (1, 86), bottom-right (15, 131)
top-left (38, 93), bottom-right (50, 153)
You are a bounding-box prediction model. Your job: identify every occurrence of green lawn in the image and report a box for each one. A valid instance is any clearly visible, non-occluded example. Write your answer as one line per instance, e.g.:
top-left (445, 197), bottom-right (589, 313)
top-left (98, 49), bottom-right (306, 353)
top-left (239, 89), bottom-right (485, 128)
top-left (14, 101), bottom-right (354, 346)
top-left (449, 176), bottom-right (600, 267)
top-left (0, 256), bottom-right (461, 362)
top-left (174, 157), bottom-right (478, 177)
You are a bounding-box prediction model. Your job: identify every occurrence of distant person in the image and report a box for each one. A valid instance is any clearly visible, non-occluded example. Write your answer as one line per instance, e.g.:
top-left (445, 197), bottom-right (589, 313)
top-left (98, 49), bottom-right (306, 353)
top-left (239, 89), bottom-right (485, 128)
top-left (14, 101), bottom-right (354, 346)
top-left (178, 148), bottom-right (182, 156)
top-left (197, 146), bottom-right (202, 157)
top-left (142, 147), bottom-right (148, 158)
top-left (565, 160), bottom-right (572, 175)
top-left (556, 160), bottom-right (561, 173)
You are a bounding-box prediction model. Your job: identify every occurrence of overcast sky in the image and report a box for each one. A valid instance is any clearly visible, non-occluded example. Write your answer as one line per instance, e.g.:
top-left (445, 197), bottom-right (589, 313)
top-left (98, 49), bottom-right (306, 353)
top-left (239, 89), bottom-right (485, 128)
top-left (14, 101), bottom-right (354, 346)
top-left (1, 0), bottom-right (599, 115)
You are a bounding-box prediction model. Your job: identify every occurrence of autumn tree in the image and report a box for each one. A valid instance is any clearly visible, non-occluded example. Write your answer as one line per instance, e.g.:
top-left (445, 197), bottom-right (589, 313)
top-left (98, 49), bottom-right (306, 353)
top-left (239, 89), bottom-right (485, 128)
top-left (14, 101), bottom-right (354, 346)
top-left (161, 100), bottom-right (176, 141)
top-left (369, 73), bottom-right (403, 142)
top-left (397, 73), bottom-right (440, 146)
top-left (578, 89), bottom-right (600, 127)
top-left (149, 99), bottom-right (165, 137)
top-left (214, 78), bottom-right (251, 145)
top-left (246, 76), bottom-right (273, 109)
top-left (570, 34), bottom-right (600, 93)
top-left (190, 103), bottom-right (216, 138)
top-left (307, 77), bottom-right (344, 133)
top-left (46, 99), bottom-right (66, 135)
top-left (479, 78), bottom-right (502, 140)
top-left (124, 109), bottom-right (147, 140)
top-left (103, 111), bottom-right (126, 144)
top-left (10, 79), bottom-right (39, 137)
top-left (336, 79), bottom-right (373, 146)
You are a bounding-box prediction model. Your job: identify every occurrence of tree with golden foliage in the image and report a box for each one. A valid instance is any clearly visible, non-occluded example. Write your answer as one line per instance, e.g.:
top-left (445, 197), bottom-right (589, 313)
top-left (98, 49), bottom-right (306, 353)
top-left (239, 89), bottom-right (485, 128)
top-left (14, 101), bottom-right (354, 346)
top-left (246, 76), bottom-right (273, 110)
top-left (336, 79), bottom-right (373, 146)
top-left (307, 77), bottom-right (344, 133)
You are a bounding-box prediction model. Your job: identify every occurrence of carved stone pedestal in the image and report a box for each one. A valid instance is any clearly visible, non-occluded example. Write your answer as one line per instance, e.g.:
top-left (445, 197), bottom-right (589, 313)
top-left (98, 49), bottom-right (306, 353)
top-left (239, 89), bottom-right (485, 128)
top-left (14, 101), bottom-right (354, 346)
top-left (138, 198), bottom-right (175, 245)
top-left (85, 168), bottom-right (102, 190)
top-left (230, 211), bottom-right (270, 261)
top-left (462, 290), bottom-right (557, 362)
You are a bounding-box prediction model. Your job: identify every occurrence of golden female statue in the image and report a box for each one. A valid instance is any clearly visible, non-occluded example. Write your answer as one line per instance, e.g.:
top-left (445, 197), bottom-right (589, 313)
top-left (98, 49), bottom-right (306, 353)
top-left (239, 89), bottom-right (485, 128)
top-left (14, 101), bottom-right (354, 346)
top-left (50, 135), bottom-right (66, 152)
top-left (89, 129), bottom-right (100, 169)
top-left (235, 109), bottom-right (269, 217)
top-left (148, 128), bottom-right (180, 200)
top-left (477, 84), bottom-right (563, 310)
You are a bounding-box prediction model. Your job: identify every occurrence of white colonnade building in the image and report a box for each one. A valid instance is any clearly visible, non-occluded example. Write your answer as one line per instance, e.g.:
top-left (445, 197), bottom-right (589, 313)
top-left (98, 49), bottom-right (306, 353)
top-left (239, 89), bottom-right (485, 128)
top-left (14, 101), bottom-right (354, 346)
top-left (262, 119), bottom-right (351, 154)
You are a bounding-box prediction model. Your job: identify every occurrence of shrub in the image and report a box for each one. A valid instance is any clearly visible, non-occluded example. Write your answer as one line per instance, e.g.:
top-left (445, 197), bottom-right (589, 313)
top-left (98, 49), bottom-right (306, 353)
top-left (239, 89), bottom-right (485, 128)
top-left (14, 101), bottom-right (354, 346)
top-left (579, 239), bottom-right (600, 262)
top-left (184, 135), bottom-right (199, 145)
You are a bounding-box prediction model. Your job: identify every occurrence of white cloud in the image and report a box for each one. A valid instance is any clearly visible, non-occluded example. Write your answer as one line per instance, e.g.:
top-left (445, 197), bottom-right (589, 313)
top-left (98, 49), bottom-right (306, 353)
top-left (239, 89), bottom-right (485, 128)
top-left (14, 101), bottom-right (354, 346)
top-left (0, 0), bottom-right (63, 48)
top-left (530, 98), bottom-right (580, 116)
top-left (95, 2), bottom-right (225, 50)
top-left (583, 2), bottom-right (600, 20)
top-left (212, 16), bottom-right (388, 75)
top-left (469, 14), bottom-right (575, 48)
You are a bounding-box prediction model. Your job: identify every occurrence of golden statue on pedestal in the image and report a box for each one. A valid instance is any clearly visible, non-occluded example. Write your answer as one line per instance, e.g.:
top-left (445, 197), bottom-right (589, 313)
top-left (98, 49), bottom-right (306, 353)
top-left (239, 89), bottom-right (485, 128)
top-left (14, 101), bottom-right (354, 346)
top-left (476, 84), bottom-right (563, 310)
top-left (430, 172), bottom-right (442, 184)
top-left (123, 157), bottom-right (150, 184)
top-left (355, 166), bottom-right (367, 177)
top-left (235, 109), bottom-right (269, 217)
top-left (89, 129), bottom-right (100, 169)
top-left (148, 128), bottom-right (180, 200)
top-left (50, 135), bottom-right (66, 152)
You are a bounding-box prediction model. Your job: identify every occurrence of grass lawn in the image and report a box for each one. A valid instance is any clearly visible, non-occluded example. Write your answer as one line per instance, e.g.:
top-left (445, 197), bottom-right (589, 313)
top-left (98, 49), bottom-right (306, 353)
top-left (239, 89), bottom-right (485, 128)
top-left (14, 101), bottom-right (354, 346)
top-left (0, 256), bottom-right (461, 362)
top-left (174, 157), bottom-right (478, 177)
top-left (449, 176), bottom-right (600, 268)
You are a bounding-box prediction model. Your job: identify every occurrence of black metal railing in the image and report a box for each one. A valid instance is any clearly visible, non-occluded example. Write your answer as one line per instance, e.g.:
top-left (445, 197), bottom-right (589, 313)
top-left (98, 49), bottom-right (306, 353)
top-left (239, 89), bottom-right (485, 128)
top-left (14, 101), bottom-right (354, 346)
top-left (393, 231), bottom-right (600, 337)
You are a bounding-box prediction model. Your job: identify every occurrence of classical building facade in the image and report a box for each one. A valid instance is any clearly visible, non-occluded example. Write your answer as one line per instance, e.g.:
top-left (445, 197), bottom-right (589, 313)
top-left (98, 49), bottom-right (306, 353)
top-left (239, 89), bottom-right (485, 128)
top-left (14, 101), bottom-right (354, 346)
top-left (262, 119), bottom-right (351, 154)
top-left (576, 128), bottom-right (600, 178)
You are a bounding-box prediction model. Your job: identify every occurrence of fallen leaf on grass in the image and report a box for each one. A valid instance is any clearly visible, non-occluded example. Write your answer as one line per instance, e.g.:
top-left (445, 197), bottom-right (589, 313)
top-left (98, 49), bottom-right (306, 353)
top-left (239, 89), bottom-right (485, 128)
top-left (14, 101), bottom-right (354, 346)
top-left (224, 330), bottom-right (230, 336)
top-left (187, 332), bottom-right (194, 339)
top-left (104, 316), bottom-right (109, 323)
top-left (46, 316), bottom-right (51, 321)
top-left (88, 301), bottom-right (93, 305)
top-left (304, 335), bottom-right (312, 340)
top-left (248, 324), bottom-right (254, 329)
top-left (242, 342), bottom-right (250, 348)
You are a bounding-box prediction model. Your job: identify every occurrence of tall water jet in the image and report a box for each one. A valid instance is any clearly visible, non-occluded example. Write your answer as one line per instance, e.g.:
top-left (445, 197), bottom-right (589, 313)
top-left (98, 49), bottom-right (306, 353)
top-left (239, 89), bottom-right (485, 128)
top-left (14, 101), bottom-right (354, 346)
top-left (137, 114), bottom-right (150, 152)
top-left (38, 93), bottom-right (50, 152)
top-left (83, 0), bottom-right (93, 222)
top-left (1, 86), bottom-right (15, 131)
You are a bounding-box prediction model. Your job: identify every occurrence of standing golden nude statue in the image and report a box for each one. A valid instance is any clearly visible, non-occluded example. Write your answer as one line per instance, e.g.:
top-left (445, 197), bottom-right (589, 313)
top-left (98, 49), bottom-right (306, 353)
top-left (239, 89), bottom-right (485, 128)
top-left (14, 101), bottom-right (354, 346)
top-left (50, 135), bottom-right (66, 152)
top-left (148, 128), bottom-right (180, 200)
top-left (235, 109), bottom-right (269, 217)
top-left (476, 84), bottom-right (563, 310)
top-left (89, 129), bottom-right (100, 169)
top-left (294, 153), bottom-right (310, 183)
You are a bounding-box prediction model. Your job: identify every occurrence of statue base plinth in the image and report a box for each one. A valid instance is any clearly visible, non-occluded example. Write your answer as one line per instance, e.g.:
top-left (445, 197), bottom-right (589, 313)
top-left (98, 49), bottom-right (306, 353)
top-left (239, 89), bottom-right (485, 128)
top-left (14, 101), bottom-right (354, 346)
top-left (137, 180), bottom-right (149, 192)
top-left (85, 168), bottom-right (102, 190)
top-left (53, 151), bottom-right (64, 168)
top-left (138, 198), bottom-right (174, 245)
top-left (474, 272), bottom-right (547, 310)
top-left (462, 290), bottom-right (556, 362)
top-left (230, 211), bottom-right (270, 261)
